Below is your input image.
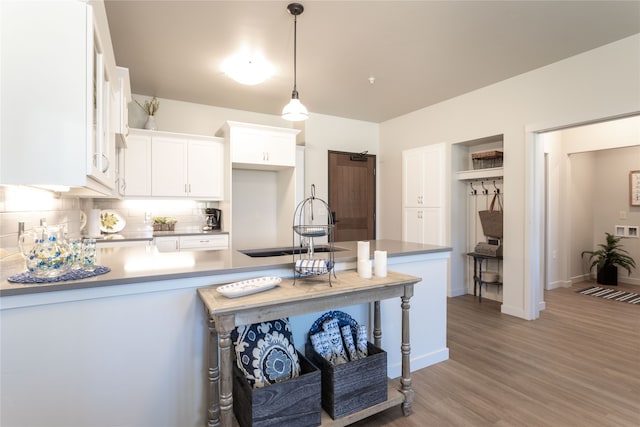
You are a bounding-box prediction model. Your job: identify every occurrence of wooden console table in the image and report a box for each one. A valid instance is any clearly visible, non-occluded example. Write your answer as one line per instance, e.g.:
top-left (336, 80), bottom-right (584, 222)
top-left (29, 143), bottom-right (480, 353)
top-left (197, 270), bottom-right (421, 427)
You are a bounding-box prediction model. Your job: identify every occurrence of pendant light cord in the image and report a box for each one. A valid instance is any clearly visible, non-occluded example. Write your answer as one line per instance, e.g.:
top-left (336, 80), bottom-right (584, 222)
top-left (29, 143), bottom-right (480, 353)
top-left (292, 13), bottom-right (298, 97)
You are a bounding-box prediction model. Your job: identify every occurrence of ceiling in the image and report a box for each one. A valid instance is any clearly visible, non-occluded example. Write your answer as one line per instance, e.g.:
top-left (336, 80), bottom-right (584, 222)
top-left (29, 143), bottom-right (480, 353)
top-left (105, 1), bottom-right (640, 123)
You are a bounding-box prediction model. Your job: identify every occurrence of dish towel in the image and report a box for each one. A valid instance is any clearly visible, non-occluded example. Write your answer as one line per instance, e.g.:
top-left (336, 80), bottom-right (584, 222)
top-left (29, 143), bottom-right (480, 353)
top-left (295, 259), bottom-right (329, 275)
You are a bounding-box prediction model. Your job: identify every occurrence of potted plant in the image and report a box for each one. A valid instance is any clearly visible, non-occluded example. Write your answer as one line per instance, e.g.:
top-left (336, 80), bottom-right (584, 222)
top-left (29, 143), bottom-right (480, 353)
top-left (152, 216), bottom-right (166, 232)
top-left (135, 96), bottom-right (160, 130)
top-left (581, 232), bottom-right (636, 286)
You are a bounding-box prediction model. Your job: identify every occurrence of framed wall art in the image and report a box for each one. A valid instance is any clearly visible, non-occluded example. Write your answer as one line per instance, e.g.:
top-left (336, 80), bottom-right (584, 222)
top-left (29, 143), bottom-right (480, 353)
top-left (630, 170), bottom-right (640, 206)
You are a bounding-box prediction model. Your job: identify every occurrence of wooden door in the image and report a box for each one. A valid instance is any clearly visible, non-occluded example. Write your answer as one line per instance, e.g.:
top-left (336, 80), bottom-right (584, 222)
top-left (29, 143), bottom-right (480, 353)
top-left (328, 151), bottom-right (376, 242)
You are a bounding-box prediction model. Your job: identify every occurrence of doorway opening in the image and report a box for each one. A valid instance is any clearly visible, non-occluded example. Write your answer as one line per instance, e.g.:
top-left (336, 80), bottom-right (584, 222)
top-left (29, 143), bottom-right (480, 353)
top-left (528, 113), bottom-right (640, 318)
top-left (328, 150), bottom-right (376, 242)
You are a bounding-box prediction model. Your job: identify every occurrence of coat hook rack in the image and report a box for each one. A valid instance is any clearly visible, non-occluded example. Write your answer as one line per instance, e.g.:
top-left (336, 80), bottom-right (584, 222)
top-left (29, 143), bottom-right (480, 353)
top-left (470, 182), bottom-right (477, 195)
top-left (493, 180), bottom-right (500, 194)
top-left (481, 181), bottom-right (488, 195)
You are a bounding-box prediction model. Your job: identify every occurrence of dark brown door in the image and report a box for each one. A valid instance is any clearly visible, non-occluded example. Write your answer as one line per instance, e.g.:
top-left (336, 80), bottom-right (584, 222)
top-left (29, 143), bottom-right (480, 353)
top-left (328, 151), bottom-right (376, 242)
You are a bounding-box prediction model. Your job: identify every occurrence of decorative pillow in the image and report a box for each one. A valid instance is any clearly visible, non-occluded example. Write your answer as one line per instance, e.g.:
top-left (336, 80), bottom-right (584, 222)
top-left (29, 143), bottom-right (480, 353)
top-left (231, 318), bottom-right (300, 389)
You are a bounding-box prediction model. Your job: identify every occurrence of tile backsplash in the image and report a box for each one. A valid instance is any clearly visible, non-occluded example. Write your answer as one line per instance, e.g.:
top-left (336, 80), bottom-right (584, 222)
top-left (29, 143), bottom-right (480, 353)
top-left (0, 186), bottom-right (82, 258)
top-left (0, 185), bottom-right (217, 258)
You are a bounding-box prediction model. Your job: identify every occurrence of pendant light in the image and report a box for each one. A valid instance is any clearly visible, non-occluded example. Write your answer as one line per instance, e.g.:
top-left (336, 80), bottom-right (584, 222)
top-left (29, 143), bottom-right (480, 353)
top-left (282, 3), bottom-right (308, 121)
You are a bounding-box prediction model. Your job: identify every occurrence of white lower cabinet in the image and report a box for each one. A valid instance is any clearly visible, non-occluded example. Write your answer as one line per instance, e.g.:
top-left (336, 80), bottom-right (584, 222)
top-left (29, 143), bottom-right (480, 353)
top-left (403, 207), bottom-right (444, 245)
top-left (154, 234), bottom-right (229, 253)
top-left (178, 235), bottom-right (228, 251)
top-left (125, 129), bottom-right (224, 199)
top-left (154, 236), bottom-right (180, 252)
top-left (97, 239), bottom-right (151, 249)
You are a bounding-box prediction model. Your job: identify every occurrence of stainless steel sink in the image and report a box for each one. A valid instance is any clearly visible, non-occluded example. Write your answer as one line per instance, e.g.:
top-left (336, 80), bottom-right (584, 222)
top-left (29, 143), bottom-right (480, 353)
top-left (240, 245), bottom-right (347, 258)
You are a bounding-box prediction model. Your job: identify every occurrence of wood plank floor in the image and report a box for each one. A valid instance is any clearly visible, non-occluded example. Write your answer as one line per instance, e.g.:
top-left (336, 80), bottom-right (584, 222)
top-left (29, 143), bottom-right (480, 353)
top-left (352, 281), bottom-right (640, 427)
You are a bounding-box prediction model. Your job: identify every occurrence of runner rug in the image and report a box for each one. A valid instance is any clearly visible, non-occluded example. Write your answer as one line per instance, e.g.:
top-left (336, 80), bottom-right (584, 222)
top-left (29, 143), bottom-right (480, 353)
top-left (576, 286), bottom-right (640, 304)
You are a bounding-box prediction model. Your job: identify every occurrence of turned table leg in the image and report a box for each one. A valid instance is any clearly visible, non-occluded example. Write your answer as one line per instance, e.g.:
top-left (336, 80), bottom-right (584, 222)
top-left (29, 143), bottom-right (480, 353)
top-left (207, 317), bottom-right (220, 427)
top-left (400, 287), bottom-right (414, 416)
top-left (218, 329), bottom-right (234, 427)
top-left (373, 301), bottom-right (382, 348)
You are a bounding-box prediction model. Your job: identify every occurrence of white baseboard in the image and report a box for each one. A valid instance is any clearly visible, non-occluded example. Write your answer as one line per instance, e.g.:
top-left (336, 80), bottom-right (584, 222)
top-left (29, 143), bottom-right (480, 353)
top-left (501, 303), bottom-right (527, 319)
top-left (619, 277), bottom-right (640, 286)
top-left (571, 274), bottom-right (592, 284)
top-left (546, 280), bottom-right (572, 290)
top-left (387, 347), bottom-right (449, 379)
top-left (571, 274), bottom-right (640, 287)
top-left (448, 285), bottom-right (466, 297)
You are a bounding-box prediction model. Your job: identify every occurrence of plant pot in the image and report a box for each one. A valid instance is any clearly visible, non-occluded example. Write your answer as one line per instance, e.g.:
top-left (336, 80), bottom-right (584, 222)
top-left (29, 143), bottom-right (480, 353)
top-left (597, 265), bottom-right (618, 286)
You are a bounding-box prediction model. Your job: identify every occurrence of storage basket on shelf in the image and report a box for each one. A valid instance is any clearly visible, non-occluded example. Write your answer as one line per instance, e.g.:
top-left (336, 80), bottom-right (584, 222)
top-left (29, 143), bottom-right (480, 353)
top-left (305, 311), bottom-right (387, 420)
top-left (472, 150), bottom-right (503, 169)
top-left (292, 184), bottom-right (336, 285)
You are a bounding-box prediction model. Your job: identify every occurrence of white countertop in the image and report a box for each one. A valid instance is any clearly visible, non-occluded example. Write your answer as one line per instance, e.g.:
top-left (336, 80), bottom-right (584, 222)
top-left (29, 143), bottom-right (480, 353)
top-left (0, 240), bottom-right (451, 297)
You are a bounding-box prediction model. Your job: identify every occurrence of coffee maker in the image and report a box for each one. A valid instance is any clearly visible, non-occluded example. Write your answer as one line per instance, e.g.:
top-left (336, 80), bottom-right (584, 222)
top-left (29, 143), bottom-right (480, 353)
top-left (203, 208), bottom-right (221, 231)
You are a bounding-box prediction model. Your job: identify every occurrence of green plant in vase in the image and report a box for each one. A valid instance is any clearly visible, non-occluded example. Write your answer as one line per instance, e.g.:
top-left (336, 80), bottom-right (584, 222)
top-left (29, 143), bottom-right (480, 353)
top-left (581, 232), bottom-right (635, 286)
top-left (152, 216), bottom-right (166, 232)
top-left (135, 96), bottom-right (160, 130)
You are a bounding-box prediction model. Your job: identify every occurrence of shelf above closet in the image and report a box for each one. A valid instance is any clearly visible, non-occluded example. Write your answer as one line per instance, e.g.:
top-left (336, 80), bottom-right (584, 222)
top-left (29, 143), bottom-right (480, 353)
top-left (456, 167), bottom-right (504, 181)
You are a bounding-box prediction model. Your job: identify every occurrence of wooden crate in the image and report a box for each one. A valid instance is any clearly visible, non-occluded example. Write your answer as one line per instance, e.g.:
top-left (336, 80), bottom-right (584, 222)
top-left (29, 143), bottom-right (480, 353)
top-left (233, 351), bottom-right (321, 427)
top-left (305, 342), bottom-right (387, 419)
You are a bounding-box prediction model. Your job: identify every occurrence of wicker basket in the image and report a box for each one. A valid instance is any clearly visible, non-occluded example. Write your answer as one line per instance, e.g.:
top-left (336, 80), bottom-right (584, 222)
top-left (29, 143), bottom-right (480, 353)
top-left (472, 150), bottom-right (503, 169)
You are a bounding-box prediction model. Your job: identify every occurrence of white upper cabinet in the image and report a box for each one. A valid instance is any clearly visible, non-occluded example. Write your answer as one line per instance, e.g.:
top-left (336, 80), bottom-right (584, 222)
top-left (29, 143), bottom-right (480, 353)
top-left (151, 135), bottom-right (189, 197)
top-left (124, 132), bottom-right (152, 197)
top-left (188, 137), bottom-right (224, 199)
top-left (125, 130), bottom-right (224, 200)
top-left (0, 1), bottom-right (122, 196)
top-left (402, 144), bottom-right (445, 208)
top-left (402, 143), bottom-right (446, 245)
top-left (220, 121), bottom-right (299, 170)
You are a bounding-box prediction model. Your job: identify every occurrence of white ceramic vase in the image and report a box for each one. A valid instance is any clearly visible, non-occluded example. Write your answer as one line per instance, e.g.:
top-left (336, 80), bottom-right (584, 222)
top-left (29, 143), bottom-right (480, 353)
top-left (144, 115), bottom-right (157, 130)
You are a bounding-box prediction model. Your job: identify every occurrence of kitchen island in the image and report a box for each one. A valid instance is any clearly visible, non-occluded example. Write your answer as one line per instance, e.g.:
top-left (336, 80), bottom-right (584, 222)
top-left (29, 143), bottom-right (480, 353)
top-left (0, 240), bottom-right (450, 427)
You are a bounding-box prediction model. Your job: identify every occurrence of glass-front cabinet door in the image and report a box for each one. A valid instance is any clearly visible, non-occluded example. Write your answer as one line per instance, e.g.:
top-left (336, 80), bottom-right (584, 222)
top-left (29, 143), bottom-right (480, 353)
top-left (87, 15), bottom-right (114, 189)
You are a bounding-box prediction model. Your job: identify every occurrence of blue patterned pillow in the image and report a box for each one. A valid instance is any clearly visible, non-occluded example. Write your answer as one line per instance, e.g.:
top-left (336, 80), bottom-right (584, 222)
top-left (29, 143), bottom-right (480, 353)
top-left (231, 318), bottom-right (300, 388)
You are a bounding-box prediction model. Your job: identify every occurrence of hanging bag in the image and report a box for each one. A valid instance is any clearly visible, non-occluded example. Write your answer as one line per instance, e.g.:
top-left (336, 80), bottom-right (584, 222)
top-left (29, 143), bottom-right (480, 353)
top-left (478, 193), bottom-right (503, 238)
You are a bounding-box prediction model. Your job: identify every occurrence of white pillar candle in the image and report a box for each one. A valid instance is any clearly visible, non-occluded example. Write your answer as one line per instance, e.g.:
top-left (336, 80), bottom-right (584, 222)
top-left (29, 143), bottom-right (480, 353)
top-left (357, 241), bottom-right (370, 263)
top-left (87, 209), bottom-right (101, 238)
top-left (374, 250), bottom-right (387, 277)
top-left (358, 260), bottom-right (372, 279)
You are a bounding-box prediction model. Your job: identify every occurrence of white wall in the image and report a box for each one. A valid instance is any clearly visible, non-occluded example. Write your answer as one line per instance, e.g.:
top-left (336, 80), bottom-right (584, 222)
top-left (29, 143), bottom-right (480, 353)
top-left (567, 152), bottom-right (597, 284)
top-left (303, 113), bottom-right (379, 232)
top-left (129, 96), bottom-right (296, 136)
top-left (231, 169), bottom-right (279, 249)
top-left (379, 34), bottom-right (640, 319)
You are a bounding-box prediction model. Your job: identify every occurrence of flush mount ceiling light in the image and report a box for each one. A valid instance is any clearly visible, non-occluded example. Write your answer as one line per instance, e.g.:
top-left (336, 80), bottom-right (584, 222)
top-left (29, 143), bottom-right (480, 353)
top-left (282, 2), bottom-right (308, 121)
top-left (222, 52), bottom-right (274, 85)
